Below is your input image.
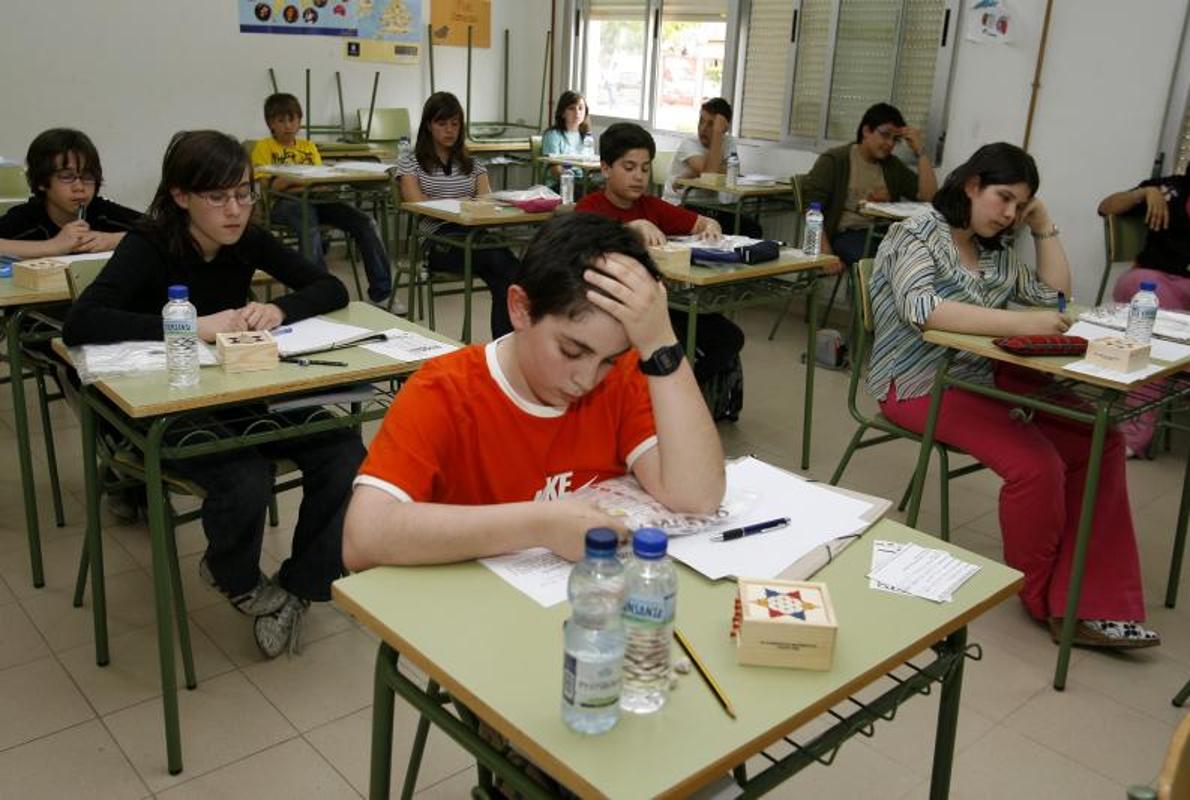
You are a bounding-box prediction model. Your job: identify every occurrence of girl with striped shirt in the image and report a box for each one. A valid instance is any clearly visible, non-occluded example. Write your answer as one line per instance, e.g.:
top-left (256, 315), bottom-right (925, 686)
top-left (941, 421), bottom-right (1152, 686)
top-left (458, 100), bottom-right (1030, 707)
top-left (868, 142), bottom-right (1158, 649)
top-left (397, 92), bottom-right (520, 338)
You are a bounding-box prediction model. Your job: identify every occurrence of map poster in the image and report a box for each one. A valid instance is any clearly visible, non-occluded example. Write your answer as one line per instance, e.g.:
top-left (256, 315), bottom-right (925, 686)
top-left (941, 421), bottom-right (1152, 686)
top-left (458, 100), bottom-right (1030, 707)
top-left (240, 1), bottom-right (423, 63)
top-left (429, 0), bottom-right (490, 48)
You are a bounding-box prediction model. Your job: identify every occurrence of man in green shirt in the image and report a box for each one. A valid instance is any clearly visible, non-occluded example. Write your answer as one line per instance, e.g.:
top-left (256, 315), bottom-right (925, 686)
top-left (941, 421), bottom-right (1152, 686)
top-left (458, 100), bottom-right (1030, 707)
top-left (802, 102), bottom-right (938, 267)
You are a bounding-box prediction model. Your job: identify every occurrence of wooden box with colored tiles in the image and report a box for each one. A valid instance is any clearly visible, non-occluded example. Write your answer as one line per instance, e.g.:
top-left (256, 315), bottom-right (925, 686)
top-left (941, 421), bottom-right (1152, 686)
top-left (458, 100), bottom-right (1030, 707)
top-left (735, 578), bottom-right (837, 671)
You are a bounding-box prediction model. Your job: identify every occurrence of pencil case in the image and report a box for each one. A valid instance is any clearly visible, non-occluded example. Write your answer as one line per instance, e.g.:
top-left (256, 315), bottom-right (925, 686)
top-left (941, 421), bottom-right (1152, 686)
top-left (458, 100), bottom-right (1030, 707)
top-left (992, 334), bottom-right (1088, 356)
top-left (734, 240), bottom-right (781, 264)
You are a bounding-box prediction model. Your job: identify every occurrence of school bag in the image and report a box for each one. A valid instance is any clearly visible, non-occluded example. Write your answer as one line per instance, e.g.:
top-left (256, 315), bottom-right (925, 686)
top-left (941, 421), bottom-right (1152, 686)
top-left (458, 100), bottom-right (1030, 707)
top-left (698, 354), bottom-right (744, 422)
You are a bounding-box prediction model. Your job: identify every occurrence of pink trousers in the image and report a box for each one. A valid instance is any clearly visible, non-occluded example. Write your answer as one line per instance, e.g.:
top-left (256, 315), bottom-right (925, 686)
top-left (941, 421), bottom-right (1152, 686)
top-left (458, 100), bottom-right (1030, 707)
top-left (880, 367), bottom-right (1146, 622)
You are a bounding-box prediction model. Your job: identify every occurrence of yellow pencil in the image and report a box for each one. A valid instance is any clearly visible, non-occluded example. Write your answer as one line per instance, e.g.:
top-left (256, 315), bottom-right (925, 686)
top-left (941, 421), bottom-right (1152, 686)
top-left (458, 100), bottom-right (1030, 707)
top-left (673, 627), bottom-right (736, 719)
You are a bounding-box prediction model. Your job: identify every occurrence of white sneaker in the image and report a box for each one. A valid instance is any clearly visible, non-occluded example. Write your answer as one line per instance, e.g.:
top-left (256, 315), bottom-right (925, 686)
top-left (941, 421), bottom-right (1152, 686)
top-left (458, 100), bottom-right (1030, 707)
top-left (199, 558), bottom-right (288, 617)
top-left (254, 592), bottom-right (309, 658)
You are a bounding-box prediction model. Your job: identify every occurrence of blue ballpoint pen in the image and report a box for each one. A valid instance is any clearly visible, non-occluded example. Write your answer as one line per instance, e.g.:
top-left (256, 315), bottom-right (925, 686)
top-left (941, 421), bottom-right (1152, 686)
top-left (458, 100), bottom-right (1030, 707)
top-left (1057, 291), bottom-right (1066, 314)
top-left (712, 517), bottom-right (792, 542)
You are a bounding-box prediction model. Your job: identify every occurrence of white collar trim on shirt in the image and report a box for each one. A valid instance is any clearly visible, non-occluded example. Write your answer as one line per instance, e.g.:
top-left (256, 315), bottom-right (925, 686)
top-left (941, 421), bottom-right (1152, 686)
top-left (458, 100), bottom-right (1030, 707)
top-left (485, 336), bottom-right (566, 419)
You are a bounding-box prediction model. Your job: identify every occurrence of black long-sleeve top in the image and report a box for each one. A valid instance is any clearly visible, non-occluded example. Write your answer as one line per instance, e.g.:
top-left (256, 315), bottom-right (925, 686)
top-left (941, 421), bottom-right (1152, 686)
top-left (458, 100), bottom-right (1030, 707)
top-left (62, 224), bottom-right (348, 345)
top-left (0, 195), bottom-right (142, 240)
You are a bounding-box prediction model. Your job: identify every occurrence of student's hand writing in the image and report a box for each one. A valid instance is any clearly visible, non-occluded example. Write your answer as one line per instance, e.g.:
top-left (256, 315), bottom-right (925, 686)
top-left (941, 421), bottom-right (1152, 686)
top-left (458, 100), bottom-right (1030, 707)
top-left (52, 220), bottom-right (90, 252)
top-left (1142, 186), bottom-right (1169, 231)
top-left (1017, 309), bottom-right (1071, 335)
top-left (692, 215), bottom-right (722, 241)
top-left (240, 301), bottom-right (284, 331)
top-left (196, 308), bottom-right (248, 343)
top-left (584, 253), bottom-right (677, 359)
top-left (625, 219), bottom-right (668, 247)
top-left (541, 499), bottom-right (628, 561)
top-left (899, 126), bottom-right (926, 157)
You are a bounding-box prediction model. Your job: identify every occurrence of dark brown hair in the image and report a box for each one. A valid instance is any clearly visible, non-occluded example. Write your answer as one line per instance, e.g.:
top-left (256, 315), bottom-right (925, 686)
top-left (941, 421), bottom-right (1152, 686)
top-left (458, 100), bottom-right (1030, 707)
top-left (932, 142), bottom-right (1040, 251)
top-left (25, 128), bottom-right (103, 198)
top-left (413, 92), bottom-right (474, 175)
top-left (550, 90), bottom-right (591, 136)
top-left (264, 93), bottom-right (303, 122)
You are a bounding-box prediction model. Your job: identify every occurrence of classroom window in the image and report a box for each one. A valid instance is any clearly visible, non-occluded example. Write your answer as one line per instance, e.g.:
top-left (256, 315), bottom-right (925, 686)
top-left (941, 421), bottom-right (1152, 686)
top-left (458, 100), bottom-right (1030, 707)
top-left (576, 0), bottom-right (732, 133)
top-left (739, 0), bottom-right (957, 152)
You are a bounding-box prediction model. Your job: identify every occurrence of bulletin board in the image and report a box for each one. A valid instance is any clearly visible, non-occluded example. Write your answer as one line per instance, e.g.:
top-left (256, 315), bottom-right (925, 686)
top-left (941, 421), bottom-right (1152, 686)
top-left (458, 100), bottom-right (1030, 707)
top-left (429, 0), bottom-right (491, 48)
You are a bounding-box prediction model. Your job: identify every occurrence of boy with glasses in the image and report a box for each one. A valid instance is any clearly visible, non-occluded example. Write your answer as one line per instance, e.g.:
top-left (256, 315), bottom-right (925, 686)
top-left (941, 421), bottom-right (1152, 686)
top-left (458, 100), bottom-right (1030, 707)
top-left (0, 128), bottom-right (141, 259)
top-left (802, 103), bottom-right (938, 268)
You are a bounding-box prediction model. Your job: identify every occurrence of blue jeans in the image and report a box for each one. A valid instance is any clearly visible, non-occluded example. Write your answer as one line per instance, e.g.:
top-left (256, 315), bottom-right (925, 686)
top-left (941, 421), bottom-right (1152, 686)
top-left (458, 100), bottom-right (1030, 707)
top-left (832, 227), bottom-right (872, 267)
top-left (271, 198), bottom-right (393, 302)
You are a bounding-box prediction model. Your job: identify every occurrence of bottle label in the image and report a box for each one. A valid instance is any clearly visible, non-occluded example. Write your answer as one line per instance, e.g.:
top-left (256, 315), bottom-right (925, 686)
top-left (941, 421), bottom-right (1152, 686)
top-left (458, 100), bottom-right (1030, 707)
top-left (623, 592), bottom-right (675, 626)
top-left (163, 319), bottom-right (195, 336)
top-left (562, 652), bottom-right (623, 709)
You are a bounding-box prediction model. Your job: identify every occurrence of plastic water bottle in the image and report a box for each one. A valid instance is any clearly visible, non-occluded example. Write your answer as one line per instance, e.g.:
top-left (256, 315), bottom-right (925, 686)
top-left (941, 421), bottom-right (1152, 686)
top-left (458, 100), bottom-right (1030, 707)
top-left (562, 528), bottom-right (627, 735)
top-left (397, 136), bottom-right (412, 161)
top-left (719, 151), bottom-right (740, 204)
top-left (1125, 281), bottom-right (1160, 344)
top-left (163, 285), bottom-right (199, 389)
top-left (620, 528), bottom-right (677, 715)
top-left (582, 133), bottom-right (595, 160)
top-left (803, 202), bottom-right (824, 257)
top-left (560, 166), bottom-right (575, 205)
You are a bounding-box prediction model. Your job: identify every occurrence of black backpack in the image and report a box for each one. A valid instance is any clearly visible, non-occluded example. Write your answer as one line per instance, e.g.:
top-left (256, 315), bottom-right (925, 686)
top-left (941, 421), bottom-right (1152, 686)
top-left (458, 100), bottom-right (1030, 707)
top-left (698, 354), bottom-right (744, 422)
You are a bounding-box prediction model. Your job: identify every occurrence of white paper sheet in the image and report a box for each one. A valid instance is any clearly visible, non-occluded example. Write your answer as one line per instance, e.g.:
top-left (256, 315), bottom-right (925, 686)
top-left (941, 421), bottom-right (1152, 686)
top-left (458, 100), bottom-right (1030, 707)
top-left (1079, 305), bottom-right (1190, 343)
top-left (55, 251), bottom-right (115, 264)
top-left (360, 328), bottom-right (459, 362)
top-left (329, 161), bottom-right (398, 174)
top-left (1066, 321), bottom-right (1190, 362)
top-left (258, 164), bottom-right (343, 179)
top-left (1062, 359), bottom-right (1166, 384)
top-left (859, 201), bottom-right (934, 219)
top-left (866, 542), bottom-right (979, 603)
top-left (269, 317), bottom-right (375, 357)
top-left (72, 340), bottom-right (218, 384)
top-left (480, 547), bottom-right (573, 607)
top-left (869, 540), bottom-right (912, 596)
top-left (410, 199), bottom-right (463, 214)
top-left (666, 457), bottom-right (877, 580)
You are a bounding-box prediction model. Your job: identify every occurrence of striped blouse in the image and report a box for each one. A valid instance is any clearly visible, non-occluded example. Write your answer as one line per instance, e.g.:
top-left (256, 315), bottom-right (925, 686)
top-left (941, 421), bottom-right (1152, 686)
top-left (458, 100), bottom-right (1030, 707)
top-left (867, 209), bottom-right (1059, 401)
top-left (395, 153), bottom-right (488, 237)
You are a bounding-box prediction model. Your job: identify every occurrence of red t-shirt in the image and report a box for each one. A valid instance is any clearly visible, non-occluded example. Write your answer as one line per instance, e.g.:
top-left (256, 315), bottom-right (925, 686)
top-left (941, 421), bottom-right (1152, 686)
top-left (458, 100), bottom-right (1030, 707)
top-left (576, 191), bottom-right (698, 236)
top-left (356, 340), bottom-right (658, 504)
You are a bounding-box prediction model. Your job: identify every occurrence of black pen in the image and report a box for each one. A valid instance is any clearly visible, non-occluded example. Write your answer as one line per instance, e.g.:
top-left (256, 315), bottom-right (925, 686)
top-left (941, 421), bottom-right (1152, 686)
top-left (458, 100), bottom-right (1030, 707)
top-left (712, 517), bottom-right (791, 542)
top-left (1057, 291), bottom-right (1066, 314)
top-left (284, 357), bottom-right (348, 367)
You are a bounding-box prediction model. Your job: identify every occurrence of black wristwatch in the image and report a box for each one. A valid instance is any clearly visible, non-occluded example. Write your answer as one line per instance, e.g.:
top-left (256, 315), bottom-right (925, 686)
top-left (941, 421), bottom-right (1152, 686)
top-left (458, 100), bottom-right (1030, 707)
top-left (639, 342), bottom-right (685, 376)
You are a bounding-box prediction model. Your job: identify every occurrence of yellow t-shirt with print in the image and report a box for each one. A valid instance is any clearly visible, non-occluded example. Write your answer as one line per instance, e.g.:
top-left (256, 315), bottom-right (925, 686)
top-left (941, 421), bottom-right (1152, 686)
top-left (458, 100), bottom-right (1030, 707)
top-left (250, 137), bottom-right (322, 167)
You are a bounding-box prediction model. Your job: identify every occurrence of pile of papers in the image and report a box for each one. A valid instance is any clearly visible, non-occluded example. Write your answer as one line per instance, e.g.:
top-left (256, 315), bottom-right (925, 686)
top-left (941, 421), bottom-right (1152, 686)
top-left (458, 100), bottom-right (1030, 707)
top-left (1079, 304), bottom-right (1190, 343)
top-left (868, 540), bottom-right (979, 603)
top-left (1064, 318), bottom-right (1190, 383)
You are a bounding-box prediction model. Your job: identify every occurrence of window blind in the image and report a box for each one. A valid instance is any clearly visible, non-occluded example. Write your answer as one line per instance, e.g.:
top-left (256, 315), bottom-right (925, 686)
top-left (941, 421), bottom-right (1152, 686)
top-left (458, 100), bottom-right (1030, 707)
top-left (739, 0), bottom-right (796, 140)
top-left (891, 0), bottom-right (947, 130)
top-left (788, 0), bottom-right (833, 139)
top-left (824, 0), bottom-right (900, 141)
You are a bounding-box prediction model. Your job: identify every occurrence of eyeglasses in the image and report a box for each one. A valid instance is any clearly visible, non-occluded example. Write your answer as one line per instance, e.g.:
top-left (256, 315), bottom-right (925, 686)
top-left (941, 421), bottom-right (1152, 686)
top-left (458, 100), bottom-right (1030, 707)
top-left (53, 171), bottom-right (97, 187)
top-left (196, 187), bottom-right (259, 208)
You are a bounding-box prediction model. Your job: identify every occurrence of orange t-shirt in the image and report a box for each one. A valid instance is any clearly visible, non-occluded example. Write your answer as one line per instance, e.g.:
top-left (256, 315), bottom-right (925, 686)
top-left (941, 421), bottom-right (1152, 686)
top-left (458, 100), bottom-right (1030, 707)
top-left (355, 339), bottom-right (658, 504)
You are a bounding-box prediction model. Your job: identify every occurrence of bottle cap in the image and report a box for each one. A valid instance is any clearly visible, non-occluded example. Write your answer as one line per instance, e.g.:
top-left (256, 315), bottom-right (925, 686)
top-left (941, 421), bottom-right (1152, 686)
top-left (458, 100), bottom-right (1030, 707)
top-left (809, 202), bottom-right (822, 211)
top-left (632, 527), bottom-right (668, 559)
top-left (167, 284), bottom-right (189, 300)
top-left (1139, 281), bottom-right (1157, 292)
top-left (584, 528), bottom-right (619, 558)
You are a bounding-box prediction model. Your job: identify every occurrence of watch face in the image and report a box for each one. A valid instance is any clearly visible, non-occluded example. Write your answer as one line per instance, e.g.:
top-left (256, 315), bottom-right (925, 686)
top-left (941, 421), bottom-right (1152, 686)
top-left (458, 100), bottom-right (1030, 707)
top-left (642, 343), bottom-right (684, 375)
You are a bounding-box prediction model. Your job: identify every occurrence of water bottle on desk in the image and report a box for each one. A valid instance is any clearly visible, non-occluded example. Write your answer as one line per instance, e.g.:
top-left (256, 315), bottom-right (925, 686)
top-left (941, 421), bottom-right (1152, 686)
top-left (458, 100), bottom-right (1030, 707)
top-left (582, 133), bottom-right (595, 160)
top-left (802, 202), bottom-right (824, 257)
top-left (1125, 280), bottom-right (1160, 344)
top-left (620, 528), bottom-right (677, 715)
top-left (562, 528), bottom-right (626, 735)
top-left (719, 151), bottom-right (740, 204)
top-left (560, 165), bottom-right (575, 205)
top-left (163, 284), bottom-right (199, 389)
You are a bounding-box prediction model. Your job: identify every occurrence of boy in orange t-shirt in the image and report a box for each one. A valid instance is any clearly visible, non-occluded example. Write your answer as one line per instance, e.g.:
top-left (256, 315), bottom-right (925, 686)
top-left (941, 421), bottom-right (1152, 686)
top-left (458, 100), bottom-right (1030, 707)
top-left (343, 213), bottom-right (725, 567)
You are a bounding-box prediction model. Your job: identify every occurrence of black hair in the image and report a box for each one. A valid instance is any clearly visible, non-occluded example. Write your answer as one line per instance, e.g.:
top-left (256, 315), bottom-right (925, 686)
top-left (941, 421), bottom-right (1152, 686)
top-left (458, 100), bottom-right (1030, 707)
top-left (855, 102), bottom-right (906, 144)
top-left (517, 213), bottom-right (660, 321)
top-left (25, 128), bottom-right (103, 198)
top-left (932, 142), bottom-right (1040, 251)
top-left (264, 92), bottom-right (303, 122)
top-left (550, 90), bottom-right (591, 135)
top-left (701, 97), bottom-right (732, 123)
top-left (145, 130), bottom-right (254, 259)
top-left (598, 122), bottom-right (655, 168)
top-left (414, 92), bottom-right (474, 175)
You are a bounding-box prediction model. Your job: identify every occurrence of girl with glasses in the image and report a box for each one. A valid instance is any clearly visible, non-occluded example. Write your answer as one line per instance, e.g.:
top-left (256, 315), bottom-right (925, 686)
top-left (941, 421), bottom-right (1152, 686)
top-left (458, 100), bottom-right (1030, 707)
top-left (63, 130), bottom-right (364, 658)
top-left (0, 128), bottom-right (141, 259)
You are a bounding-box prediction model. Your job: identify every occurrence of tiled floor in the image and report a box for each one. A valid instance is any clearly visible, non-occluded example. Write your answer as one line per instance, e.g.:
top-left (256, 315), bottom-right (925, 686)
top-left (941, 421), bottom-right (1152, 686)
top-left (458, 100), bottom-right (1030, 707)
top-left (0, 259), bottom-right (1186, 799)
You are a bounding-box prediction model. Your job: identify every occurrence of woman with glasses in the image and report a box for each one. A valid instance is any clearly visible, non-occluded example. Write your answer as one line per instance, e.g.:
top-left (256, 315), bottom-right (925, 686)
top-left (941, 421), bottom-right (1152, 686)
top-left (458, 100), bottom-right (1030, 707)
top-left (63, 130), bottom-right (364, 659)
top-left (0, 128), bottom-right (141, 259)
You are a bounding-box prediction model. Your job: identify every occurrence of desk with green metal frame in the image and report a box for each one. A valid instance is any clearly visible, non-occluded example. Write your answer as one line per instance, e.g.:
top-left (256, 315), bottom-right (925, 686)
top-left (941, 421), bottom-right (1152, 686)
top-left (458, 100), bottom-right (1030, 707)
top-left (256, 166), bottom-right (397, 267)
top-left (399, 201), bottom-right (553, 343)
top-left (675, 176), bottom-right (799, 235)
top-left (315, 142), bottom-right (397, 162)
top-left (1, 273), bottom-right (80, 587)
top-left (334, 519), bottom-right (1022, 799)
top-left (55, 302), bottom-right (458, 777)
top-left (903, 327), bottom-right (1190, 691)
top-left (657, 250), bottom-right (838, 470)
top-left (538, 154), bottom-right (601, 194)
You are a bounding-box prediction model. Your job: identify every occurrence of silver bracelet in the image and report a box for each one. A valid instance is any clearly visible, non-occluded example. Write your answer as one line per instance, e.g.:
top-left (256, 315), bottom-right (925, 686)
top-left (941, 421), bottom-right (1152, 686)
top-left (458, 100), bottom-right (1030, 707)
top-left (1033, 225), bottom-right (1060, 240)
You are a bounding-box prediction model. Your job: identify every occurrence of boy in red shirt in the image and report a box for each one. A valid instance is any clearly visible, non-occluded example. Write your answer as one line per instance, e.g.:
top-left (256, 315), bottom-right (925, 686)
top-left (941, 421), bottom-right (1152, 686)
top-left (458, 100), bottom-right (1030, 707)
top-left (343, 213), bottom-right (725, 567)
top-left (576, 123), bottom-right (745, 408)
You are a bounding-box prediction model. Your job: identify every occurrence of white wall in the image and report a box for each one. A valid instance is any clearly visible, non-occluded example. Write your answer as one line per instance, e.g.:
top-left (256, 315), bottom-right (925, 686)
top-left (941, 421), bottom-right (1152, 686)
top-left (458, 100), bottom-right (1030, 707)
top-left (0, 0), bottom-right (550, 209)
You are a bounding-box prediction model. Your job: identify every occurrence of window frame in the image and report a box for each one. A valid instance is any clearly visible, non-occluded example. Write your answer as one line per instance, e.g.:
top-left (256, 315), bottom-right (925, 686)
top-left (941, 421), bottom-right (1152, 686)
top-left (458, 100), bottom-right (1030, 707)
top-left (563, 0), bottom-right (958, 157)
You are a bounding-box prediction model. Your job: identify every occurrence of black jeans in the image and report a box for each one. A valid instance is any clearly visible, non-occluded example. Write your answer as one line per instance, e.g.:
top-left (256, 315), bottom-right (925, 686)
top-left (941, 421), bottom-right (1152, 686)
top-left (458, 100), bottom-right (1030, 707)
top-left (426, 223), bottom-right (520, 338)
top-left (696, 206), bottom-right (764, 239)
top-left (831, 228), bottom-right (871, 267)
top-left (272, 197), bottom-right (393, 302)
top-left (168, 413), bottom-right (365, 602)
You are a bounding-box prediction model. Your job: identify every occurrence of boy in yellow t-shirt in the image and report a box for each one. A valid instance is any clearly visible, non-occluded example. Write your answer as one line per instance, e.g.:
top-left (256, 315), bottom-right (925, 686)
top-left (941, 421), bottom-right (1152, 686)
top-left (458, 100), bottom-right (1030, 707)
top-left (251, 93), bottom-right (397, 308)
